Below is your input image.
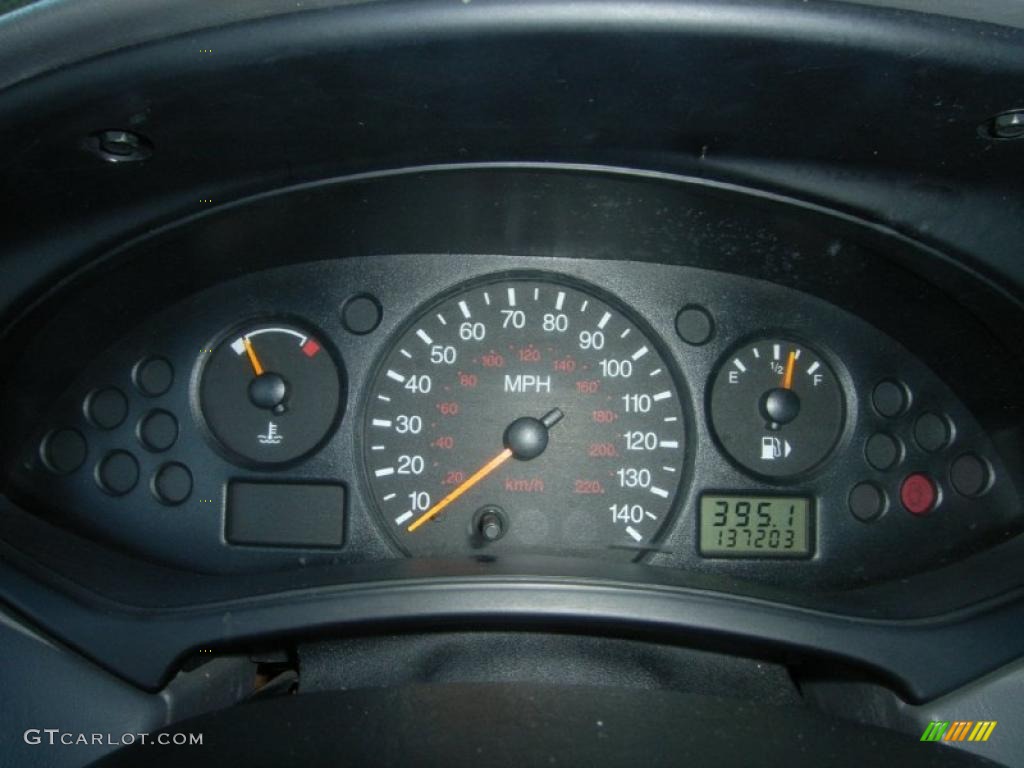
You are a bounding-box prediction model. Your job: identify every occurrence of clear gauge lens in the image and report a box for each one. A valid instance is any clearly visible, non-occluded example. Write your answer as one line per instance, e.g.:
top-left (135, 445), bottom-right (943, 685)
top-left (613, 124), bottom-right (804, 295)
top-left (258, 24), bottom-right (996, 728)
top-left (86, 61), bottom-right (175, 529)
top-left (364, 278), bottom-right (687, 559)
top-left (709, 339), bottom-right (843, 477)
top-left (199, 322), bottom-right (343, 466)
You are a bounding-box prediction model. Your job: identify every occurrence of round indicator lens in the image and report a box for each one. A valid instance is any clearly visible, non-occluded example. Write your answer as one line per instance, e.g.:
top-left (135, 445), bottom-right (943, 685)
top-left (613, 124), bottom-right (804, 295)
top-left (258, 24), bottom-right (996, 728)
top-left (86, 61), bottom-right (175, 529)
top-left (199, 322), bottom-right (343, 466)
top-left (363, 278), bottom-right (687, 558)
top-left (709, 339), bottom-right (843, 477)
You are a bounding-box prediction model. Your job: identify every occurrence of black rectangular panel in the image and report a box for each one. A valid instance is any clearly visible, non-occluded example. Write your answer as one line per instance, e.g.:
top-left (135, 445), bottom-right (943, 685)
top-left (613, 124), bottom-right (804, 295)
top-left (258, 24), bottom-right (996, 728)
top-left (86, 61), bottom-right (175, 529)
top-left (227, 482), bottom-right (345, 547)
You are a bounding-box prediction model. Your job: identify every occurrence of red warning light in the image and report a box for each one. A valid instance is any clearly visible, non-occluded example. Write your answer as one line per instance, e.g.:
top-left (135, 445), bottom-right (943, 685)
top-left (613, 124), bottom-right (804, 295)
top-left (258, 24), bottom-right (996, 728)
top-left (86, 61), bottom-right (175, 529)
top-left (901, 473), bottom-right (937, 516)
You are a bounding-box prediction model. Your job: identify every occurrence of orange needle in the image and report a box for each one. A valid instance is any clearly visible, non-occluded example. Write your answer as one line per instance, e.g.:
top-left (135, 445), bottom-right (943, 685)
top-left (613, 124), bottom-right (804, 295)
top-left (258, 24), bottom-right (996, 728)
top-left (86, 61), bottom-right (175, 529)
top-left (781, 350), bottom-right (796, 390)
top-left (243, 337), bottom-right (264, 376)
top-left (408, 448), bottom-right (513, 532)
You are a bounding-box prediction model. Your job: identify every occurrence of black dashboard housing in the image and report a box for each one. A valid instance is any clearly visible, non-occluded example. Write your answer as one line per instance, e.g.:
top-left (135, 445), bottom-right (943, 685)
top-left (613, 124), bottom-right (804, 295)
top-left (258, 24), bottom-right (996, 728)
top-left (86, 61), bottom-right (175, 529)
top-left (0, 4), bottom-right (1022, 766)
top-left (2, 180), bottom-right (1019, 587)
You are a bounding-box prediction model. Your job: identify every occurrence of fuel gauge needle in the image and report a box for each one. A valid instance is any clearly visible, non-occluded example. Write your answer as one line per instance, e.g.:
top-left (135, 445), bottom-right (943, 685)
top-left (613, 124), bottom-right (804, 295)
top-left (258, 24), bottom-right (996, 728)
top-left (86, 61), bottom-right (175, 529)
top-left (781, 349), bottom-right (796, 390)
top-left (243, 337), bottom-right (265, 376)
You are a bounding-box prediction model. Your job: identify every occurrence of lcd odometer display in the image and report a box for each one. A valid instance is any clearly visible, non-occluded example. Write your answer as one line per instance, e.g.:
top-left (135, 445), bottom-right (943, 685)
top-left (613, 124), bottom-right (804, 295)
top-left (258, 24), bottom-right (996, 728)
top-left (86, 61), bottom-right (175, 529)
top-left (700, 494), bottom-right (811, 557)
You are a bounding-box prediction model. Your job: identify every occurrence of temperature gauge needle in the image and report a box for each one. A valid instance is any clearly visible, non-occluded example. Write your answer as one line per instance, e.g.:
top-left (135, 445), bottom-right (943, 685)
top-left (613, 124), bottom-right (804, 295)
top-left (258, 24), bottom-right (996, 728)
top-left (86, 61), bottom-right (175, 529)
top-left (408, 448), bottom-right (513, 532)
top-left (243, 337), bottom-right (265, 376)
top-left (781, 349), bottom-right (796, 390)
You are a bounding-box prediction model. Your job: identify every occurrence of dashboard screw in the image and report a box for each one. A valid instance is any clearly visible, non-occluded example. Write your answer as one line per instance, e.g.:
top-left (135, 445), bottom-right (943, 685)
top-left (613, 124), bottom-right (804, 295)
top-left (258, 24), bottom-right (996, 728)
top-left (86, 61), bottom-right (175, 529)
top-left (84, 129), bottom-right (154, 162)
top-left (983, 110), bottom-right (1024, 140)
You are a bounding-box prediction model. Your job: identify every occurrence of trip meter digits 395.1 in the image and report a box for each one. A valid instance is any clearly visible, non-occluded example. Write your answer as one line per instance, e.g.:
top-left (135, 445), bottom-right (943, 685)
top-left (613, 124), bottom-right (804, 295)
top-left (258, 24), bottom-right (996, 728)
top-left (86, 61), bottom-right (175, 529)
top-left (364, 278), bottom-right (686, 558)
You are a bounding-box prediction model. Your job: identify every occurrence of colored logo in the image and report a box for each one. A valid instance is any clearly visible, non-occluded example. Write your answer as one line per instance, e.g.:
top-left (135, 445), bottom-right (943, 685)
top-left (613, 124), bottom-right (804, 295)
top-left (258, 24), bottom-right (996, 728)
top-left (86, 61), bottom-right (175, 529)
top-left (921, 721), bottom-right (997, 742)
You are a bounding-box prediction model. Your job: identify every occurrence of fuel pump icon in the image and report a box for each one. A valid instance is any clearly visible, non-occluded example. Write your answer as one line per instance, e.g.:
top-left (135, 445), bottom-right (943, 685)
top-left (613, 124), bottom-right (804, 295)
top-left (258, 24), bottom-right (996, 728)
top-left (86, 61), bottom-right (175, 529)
top-left (760, 436), bottom-right (792, 461)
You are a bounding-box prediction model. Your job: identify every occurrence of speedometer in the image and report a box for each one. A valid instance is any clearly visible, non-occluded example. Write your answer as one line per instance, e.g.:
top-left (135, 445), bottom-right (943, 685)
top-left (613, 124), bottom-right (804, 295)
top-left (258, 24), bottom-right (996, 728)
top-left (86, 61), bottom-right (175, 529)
top-left (363, 276), bottom-right (687, 559)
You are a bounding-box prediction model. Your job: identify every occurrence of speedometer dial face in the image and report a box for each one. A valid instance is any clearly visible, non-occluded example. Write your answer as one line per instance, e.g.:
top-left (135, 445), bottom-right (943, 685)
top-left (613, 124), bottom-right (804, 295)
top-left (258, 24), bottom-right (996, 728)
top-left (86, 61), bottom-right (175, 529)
top-left (363, 277), bottom-right (686, 559)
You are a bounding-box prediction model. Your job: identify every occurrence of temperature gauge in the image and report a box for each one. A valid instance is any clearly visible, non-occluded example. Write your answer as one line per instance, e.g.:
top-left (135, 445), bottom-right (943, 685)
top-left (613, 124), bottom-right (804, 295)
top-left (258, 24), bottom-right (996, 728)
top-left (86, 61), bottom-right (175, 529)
top-left (198, 322), bottom-right (343, 466)
top-left (709, 339), bottom-right (843, 478)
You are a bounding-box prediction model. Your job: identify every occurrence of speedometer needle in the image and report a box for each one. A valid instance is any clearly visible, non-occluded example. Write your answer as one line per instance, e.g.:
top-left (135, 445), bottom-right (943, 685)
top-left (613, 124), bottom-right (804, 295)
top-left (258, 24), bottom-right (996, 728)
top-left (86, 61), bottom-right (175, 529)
top-left (407, 447), bottom-right (513, 532)
top-left (407, 407), bottom-right (565, 532)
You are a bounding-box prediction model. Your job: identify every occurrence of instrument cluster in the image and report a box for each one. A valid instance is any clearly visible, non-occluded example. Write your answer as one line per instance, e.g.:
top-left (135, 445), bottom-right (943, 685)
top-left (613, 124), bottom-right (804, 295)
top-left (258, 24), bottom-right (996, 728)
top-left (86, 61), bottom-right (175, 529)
top-left (7, 254), bottom-right (1017, 589)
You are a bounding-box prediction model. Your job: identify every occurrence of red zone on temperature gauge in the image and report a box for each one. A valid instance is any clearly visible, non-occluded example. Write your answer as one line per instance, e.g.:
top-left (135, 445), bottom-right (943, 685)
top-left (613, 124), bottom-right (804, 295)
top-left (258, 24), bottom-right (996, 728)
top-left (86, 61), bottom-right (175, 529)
top-left (363, 279), bottom-right (686, 559)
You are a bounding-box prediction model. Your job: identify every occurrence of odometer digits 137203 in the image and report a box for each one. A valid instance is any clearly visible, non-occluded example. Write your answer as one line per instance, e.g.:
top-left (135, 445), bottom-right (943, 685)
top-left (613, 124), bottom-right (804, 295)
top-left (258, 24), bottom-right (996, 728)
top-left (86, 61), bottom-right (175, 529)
top-left (699, 494), bottom-right (811, 557)
top-left (363, 277), bottom-right (686, 558)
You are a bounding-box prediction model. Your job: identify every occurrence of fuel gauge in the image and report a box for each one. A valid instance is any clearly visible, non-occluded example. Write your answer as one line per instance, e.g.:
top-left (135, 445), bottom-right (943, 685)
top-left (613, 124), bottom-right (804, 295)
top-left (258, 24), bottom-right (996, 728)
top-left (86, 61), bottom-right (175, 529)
top-left (709, 339), bottom-right (843, 478)
top-left (198, 322), bottom-right (343, 466)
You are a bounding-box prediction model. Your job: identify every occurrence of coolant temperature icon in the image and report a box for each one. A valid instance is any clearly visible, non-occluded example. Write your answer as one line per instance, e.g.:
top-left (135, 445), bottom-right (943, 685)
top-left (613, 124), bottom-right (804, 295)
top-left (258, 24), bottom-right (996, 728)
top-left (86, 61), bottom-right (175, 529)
top-left (258, 422), bottom-right (283, 445)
